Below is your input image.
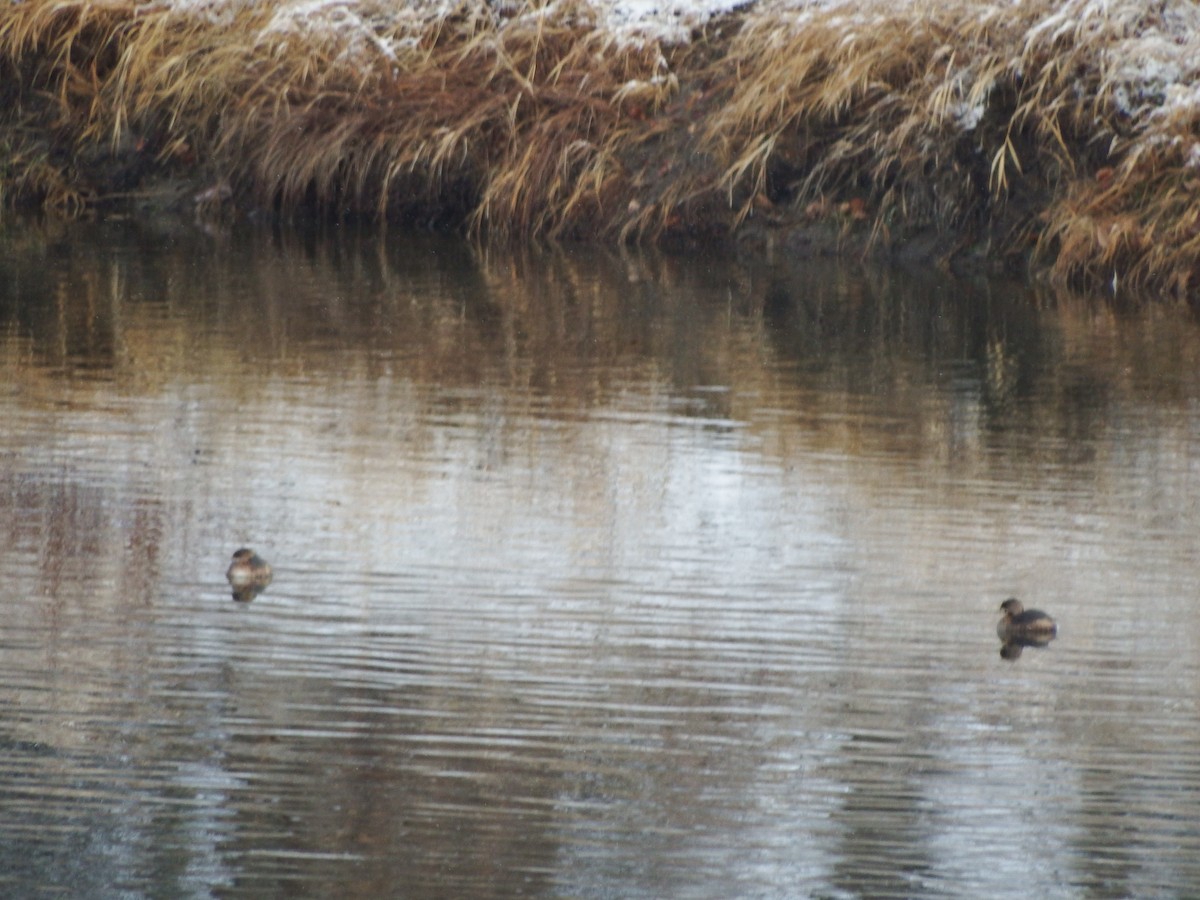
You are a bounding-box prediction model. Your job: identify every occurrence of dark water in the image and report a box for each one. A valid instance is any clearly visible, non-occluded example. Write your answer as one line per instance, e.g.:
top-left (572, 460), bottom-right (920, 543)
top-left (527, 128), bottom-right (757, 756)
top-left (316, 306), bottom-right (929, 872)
top-left (1, 217), bottom-right (1199, 898)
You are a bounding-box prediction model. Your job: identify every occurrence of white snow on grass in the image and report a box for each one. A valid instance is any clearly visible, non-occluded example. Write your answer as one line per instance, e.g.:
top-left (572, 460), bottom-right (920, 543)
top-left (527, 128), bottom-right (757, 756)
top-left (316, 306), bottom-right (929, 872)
top-left (260, 0), bottom-right (401, 63)
top-left (571, 0), bottom-right (756, 43)
top-left (163, 0), bottom-right (1200, 131)
top-left (169, 0), bottom-right (820, 49)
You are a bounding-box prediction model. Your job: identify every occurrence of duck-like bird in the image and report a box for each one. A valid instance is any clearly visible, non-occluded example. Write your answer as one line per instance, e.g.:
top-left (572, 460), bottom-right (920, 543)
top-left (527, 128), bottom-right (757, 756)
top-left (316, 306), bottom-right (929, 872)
top-left (997, 597), bottom-right (1056, 640)
top-left (226, 548), bottom-right (272, 601)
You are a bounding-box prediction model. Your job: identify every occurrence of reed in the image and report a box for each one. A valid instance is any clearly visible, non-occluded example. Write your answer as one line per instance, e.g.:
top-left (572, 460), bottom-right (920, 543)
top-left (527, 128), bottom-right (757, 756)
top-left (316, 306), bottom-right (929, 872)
top-left (0, 0), bottom-right (676, 236)
top-left (1, 0), bottom-right (1198, 300)
top-left (704, 0), bottom-right (1200, 296)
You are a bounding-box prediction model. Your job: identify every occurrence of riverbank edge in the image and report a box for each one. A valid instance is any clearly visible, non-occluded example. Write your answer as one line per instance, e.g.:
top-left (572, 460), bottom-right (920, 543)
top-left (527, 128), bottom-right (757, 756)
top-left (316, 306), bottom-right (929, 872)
top-left (1, 1), bottom-right (1197, 301)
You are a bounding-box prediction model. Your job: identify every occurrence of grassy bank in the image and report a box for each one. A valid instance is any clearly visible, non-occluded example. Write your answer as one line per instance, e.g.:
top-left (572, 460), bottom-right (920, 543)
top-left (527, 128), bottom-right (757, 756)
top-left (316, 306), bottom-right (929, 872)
top-left (2, 0), bottom-right (1198, 301)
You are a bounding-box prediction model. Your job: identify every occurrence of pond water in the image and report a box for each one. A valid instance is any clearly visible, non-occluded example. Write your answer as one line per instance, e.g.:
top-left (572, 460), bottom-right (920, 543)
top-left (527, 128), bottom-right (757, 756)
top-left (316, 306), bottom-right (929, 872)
top-left (1, 217), bottom-right (1199, 898)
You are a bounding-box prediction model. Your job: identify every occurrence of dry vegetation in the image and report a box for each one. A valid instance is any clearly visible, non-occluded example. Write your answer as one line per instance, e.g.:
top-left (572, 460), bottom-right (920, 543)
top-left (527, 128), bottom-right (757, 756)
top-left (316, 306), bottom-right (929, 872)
top-left (1, 0), bottom-right (1199, 301)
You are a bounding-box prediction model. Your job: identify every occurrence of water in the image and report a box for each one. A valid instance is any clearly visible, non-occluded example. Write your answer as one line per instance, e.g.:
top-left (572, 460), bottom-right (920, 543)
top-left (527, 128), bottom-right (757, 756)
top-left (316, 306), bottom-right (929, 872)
top-left (1, 218), bottom-right (1198, 898)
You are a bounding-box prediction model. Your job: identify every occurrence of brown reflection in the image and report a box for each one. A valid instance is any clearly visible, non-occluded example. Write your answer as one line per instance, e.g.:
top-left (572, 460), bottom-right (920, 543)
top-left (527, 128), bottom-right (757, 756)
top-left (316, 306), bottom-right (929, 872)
top-left (0, 471), bottom-right (166, 611)
top-left (3, 218), bottom-right (1200, 897)
top-left (755, 261), bottom-right (1200, 483)
top-left (2, 215), bottom-right (1199, 480)
top-left (999, 635), bottom-right (1056, 661)
top-left (229, 587), bottom-right (264, 602)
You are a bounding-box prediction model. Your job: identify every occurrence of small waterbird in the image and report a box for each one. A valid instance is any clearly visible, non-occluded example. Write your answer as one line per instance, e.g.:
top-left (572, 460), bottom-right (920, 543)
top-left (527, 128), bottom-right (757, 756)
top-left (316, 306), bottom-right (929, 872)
top-left (996, 597), bottom-right (1057, 640)
top-left (226, 548), bottom-right (272, 600)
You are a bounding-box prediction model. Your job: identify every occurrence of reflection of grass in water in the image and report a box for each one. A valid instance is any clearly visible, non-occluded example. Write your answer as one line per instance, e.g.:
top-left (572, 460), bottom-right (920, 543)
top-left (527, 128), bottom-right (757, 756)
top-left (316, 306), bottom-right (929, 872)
top-left (1, 0), bottom-right (1199, 298)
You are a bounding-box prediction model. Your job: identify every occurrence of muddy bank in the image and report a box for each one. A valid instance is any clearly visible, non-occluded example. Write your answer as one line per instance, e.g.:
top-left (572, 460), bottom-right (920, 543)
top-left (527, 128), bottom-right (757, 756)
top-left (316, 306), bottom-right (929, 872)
top-left (2, 0), bottom-right (1198, 301)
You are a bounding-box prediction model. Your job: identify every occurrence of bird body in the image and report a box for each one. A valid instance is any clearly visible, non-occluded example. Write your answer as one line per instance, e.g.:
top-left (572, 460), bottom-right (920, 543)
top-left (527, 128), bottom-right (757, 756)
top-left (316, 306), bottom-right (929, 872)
top-left (226, 548), bottom-right (272, 599)
top-left (997, 597), bottom-right (1056, 640)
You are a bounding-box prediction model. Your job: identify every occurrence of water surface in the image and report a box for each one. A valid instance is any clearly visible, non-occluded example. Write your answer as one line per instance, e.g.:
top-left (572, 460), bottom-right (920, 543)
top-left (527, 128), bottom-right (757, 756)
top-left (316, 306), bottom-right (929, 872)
top-left (1, 219), bottom-right (1199, 898)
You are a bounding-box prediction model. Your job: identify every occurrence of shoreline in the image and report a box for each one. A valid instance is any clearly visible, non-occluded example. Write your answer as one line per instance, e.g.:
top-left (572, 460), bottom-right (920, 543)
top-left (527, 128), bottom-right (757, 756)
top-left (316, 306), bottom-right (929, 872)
top-left (2, 0), bottom-right (1198, 301)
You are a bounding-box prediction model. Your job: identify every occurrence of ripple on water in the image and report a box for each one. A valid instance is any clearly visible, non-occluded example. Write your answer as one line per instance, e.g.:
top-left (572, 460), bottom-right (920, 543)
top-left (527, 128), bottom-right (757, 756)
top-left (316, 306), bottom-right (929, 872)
top-left (2, 227), bottom-right (1200, 897)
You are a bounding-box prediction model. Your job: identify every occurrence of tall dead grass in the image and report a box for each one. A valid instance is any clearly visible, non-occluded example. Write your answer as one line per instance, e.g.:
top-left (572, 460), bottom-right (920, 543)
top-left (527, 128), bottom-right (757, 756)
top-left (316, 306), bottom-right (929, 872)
top-left (0, 0), bottom-right (676, 236)
top-left (2, 0), bottom-right (1199, 300)
top-left (705, 0), bottom-right (1200, 297)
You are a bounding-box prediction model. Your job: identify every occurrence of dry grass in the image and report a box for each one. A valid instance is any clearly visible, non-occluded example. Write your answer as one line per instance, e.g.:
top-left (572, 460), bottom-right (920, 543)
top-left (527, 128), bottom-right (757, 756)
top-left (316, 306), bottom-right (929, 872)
top-left (0, 0), bottom-right (677, 236)
top-left (1, 0), bottom-right (1199, 300)
top-left (704, 0), bottom-right (1200, 297)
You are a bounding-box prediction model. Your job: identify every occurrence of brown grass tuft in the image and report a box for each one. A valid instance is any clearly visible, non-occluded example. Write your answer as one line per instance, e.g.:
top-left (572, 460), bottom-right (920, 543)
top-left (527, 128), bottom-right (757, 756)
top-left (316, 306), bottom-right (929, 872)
top-left (702, 0), bottom-right (1200, 298)
top-left (2, 0), bottom-right (1200, 300)
top-left (0, 0), bottom-right (679, 236)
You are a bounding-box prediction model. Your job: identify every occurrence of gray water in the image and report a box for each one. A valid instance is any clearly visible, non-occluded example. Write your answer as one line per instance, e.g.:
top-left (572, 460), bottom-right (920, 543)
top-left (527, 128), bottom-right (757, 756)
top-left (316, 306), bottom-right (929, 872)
top-left (1, 218), bottom-right (1198, 898)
